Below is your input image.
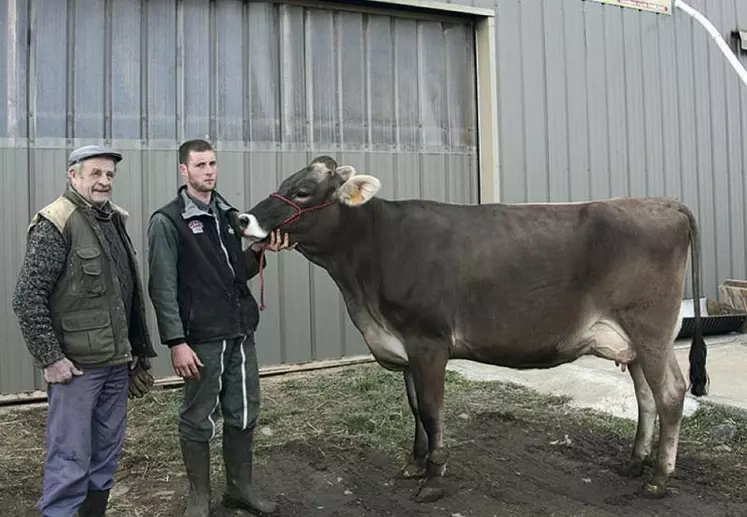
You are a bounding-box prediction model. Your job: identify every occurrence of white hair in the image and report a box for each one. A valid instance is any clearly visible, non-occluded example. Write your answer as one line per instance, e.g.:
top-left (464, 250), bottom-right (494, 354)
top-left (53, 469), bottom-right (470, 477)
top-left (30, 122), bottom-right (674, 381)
top-left (66, 163), bottom-right (82, 185)
top-left (68, 162), bottom-right (83, 176)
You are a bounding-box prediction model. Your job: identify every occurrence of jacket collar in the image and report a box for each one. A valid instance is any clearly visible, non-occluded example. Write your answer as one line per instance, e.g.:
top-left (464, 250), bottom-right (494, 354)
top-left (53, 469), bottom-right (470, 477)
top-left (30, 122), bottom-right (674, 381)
top-left (63, 183), bottom-right (130, 222)
top-left (177, 185), bottom-right (235, 220)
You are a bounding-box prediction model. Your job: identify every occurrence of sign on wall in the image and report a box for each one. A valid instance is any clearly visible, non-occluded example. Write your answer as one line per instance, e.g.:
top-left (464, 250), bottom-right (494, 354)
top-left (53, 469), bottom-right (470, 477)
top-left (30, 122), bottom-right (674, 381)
top-left (588, 0), bottom-right (672, 15)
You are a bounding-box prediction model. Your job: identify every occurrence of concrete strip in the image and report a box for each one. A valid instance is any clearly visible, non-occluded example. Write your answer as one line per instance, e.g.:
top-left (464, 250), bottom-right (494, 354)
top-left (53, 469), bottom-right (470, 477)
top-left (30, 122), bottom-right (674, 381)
top-left (446, 335), bottom-right (747, 421)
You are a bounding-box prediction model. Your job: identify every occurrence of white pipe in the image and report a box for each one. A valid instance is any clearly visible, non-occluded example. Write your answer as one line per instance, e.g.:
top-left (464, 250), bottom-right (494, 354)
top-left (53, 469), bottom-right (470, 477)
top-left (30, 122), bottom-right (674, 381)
top-left (674, 0), bottom-right (747, 88)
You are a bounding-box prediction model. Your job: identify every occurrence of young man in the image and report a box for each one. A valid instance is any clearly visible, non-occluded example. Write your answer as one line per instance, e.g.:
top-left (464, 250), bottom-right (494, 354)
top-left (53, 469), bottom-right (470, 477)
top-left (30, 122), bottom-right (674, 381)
top-left (147, 139), bottom-right (293, 516)
top-left (12, 145), bottom-right (157, 517)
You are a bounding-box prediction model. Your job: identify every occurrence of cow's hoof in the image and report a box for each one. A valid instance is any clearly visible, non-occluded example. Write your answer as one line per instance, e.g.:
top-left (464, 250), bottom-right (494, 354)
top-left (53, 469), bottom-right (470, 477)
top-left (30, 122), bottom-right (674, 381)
top-left (640, 480), bottom-right (668, 499)
top-left (619, 459), bottom-right (645, 478)
top-left (399, 458), bottom-right (427, 479)
top-left (413, 478), bottom-right (444, 503)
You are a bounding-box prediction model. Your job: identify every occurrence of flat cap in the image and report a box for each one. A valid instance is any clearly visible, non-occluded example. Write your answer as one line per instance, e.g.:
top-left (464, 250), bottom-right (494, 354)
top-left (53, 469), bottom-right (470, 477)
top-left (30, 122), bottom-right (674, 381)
top-left (67, 145), bottom-right (123, 167)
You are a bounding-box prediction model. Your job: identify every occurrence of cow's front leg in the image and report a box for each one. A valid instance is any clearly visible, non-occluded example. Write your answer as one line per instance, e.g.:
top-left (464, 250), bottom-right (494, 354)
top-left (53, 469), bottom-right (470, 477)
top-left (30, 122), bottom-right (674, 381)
top-left (409, 347), bottom-right (449, 503)
top-left (399, 370), bottom-right (428, 479)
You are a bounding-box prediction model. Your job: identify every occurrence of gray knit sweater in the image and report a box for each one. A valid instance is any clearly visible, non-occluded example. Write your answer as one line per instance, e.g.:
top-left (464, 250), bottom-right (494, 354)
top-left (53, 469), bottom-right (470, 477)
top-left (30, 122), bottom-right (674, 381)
top-left (12, 218), bottom-right (69, 368)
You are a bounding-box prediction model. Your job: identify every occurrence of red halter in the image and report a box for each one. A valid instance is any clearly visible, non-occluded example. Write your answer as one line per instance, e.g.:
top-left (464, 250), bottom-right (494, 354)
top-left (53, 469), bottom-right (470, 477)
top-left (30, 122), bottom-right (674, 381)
top-left (255, 193), bottom-right (334, 310)
top-left (270, 192), bottom-right (334, 227)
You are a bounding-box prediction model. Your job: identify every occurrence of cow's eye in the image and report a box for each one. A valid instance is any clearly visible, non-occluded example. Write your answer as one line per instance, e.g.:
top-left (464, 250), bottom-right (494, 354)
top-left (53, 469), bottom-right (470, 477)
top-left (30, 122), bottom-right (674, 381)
top-left (296, 190), bottom-right (311, 199)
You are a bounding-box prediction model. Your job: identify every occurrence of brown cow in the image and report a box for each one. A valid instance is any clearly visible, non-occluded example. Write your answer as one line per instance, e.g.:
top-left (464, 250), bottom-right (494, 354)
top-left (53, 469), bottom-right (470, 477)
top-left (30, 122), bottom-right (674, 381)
top-left (239, 156), bottom-right (708, 503)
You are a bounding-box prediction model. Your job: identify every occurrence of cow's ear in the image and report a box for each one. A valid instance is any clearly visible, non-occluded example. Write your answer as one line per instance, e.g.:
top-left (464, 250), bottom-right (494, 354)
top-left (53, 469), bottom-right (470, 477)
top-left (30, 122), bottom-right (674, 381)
top-left (334, 165), bottom-right (356, 181)
top-left (338, 175), bottom-right (381, 206)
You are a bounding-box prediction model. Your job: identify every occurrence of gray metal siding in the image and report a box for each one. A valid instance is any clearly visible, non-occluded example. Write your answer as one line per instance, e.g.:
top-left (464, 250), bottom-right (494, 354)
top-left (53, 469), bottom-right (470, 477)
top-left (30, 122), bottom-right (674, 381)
top-left (7, 0), bottom-right (746, 397)
top-left (0, 0), bottom-right (478, 395)
top-left (492, 0), bottom-right (747, 300)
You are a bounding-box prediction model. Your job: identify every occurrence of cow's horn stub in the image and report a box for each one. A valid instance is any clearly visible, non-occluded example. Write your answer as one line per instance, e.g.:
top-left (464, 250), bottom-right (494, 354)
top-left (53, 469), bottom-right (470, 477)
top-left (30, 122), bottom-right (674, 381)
top-left (335, 165), bottom-right (356, 181)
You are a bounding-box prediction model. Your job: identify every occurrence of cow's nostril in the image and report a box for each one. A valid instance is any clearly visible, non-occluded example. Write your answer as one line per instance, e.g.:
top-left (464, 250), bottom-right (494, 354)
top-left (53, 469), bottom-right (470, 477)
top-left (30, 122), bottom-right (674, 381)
top-left (239, 213), bottom-right (270, 241)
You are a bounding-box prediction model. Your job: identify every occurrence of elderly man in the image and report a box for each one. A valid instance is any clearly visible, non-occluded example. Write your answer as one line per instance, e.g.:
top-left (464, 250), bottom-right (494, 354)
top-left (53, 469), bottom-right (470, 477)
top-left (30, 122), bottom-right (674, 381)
top-left (12, 145), bottom-right (157, 517)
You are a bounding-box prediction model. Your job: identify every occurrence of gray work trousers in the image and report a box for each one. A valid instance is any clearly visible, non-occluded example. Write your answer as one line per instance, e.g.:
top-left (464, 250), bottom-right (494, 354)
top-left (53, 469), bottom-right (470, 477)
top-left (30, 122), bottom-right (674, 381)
top-left (179, 334), bottom-right (261, 442)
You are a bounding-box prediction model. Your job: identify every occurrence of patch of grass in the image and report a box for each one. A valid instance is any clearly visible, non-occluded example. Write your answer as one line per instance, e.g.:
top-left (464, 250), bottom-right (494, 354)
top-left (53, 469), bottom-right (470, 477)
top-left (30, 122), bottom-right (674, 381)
top-left (566, 407), bottom-right (638, 440)
top-left (562, 398), bottom-right (747, 460)
top-left (254, 364), bottom-right (574, 462)
top-left (0, 408), bottom-right (48, 511)
top-left (257, 365), bottom-right (411, 456)
top-left (118, 389), bottom-right (183, 470)
top-left (679, 403), bottom-right (747, 456)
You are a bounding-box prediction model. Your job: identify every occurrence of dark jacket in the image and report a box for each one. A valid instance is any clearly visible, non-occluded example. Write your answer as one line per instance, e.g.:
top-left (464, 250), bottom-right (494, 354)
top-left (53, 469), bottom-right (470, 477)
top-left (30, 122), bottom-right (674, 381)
top-left (147, 186), bottom-right (265, 346)
top-left (12, 185), bottom-right (157, 368)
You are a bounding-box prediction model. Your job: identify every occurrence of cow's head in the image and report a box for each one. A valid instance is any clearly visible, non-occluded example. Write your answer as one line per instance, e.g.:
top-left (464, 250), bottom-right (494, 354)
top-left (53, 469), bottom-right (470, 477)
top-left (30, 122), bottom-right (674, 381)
top-left (239, 156), bottom-right (381, 249)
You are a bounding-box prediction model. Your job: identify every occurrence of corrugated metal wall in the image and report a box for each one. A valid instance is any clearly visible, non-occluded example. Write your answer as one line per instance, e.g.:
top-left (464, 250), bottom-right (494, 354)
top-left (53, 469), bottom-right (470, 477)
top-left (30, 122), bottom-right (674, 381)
top-left (6, 0), bottom-right (745, 397)
top-left (0, 0), bottom-right (478, 395)
top-left (492, 0), bottom-right (747, 300)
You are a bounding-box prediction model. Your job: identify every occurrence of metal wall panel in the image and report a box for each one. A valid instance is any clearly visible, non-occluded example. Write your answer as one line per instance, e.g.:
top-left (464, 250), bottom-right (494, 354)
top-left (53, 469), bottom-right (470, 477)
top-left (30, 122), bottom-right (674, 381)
top-left (491, 0), bottom-right (747, 299)
top-left (4, 0), bottom-right (747, 398)
top-left (3, 0), bottom-right (27, 141)
top-left (0, 149), bottom-right (39, 394)
top-left (0, 0), bottom-right (477, 395)
top-left (1, 2), bottom-right (8, 139)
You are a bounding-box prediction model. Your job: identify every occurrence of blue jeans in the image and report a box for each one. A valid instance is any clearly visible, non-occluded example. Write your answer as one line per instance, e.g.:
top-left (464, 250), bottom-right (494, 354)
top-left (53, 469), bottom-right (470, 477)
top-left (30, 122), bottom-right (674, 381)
top-left (39, 364), bottom-right (129, 517)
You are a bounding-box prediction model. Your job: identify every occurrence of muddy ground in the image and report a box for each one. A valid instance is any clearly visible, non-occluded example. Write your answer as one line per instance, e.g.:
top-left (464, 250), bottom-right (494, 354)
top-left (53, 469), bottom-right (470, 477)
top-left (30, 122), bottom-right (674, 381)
top-left (1, 363), bottom-right (745, 516)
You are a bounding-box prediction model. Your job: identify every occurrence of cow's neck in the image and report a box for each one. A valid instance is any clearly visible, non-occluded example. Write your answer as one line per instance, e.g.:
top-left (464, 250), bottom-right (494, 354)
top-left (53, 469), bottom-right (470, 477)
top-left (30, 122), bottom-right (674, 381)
top-left (298, 198), bottom-right (387, 303)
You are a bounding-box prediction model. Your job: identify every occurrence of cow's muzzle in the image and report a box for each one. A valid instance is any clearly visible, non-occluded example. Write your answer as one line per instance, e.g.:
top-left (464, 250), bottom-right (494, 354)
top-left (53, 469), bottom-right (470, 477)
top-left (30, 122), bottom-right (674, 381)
top-left (237, 213), bottom-right (268, 243)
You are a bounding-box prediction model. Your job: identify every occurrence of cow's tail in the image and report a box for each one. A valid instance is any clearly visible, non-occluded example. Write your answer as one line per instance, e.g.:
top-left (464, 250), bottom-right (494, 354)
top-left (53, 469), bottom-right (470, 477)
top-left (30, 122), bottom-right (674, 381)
top-left (679, 203), bottom-right (708, 397)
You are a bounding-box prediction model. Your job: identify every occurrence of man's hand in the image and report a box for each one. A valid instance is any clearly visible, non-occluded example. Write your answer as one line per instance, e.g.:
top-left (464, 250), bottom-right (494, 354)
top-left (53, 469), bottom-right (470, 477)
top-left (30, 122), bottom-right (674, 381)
top-left (128, 356), bottom-right (155, 399)
top-left (251, 230), bottom-right (297, 253)
top-left (171, 343), bottom-right (204, 380)
top-left (43, 358), bottom-right (83, 385)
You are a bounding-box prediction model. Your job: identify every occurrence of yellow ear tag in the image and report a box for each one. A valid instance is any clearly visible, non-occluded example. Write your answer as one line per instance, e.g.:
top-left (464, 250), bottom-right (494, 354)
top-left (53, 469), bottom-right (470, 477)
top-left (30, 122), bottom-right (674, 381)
top-left (349, 190), bottom-right (364, 204)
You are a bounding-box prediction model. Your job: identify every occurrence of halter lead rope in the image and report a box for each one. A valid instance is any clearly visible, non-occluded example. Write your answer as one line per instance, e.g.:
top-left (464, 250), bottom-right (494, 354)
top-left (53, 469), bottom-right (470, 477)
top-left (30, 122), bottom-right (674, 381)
top-left (255, 193), bottom-right (334, 310)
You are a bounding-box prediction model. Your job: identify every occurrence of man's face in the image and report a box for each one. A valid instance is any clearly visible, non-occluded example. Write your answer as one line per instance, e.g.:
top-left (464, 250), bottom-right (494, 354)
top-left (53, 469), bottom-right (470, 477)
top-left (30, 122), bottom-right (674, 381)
top-left (68, 157), bottom-right (117, 206)
top-left (180, 150), bottom-right (218, 193)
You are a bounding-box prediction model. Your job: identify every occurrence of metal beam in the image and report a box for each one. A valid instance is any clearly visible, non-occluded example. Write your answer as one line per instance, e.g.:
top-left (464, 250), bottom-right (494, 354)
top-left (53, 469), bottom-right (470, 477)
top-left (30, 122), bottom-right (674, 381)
top-left (0, 355), bottom-right (377, 408)
top-left (476, 15), bottom-right (499, 203)
top-left (361, 0), bottom-right (494, 17)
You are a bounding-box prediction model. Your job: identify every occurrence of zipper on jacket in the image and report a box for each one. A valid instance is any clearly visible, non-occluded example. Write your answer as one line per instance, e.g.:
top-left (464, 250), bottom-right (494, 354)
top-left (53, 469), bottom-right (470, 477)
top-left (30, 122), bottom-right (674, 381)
top-left (213, 212), bottom-right (235, 278)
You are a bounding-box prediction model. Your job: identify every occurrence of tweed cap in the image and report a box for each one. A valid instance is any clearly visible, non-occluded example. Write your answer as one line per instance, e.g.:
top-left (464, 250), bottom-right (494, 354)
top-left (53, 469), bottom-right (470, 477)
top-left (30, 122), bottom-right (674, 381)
top-left (67, 145), bottom-right (123, 167)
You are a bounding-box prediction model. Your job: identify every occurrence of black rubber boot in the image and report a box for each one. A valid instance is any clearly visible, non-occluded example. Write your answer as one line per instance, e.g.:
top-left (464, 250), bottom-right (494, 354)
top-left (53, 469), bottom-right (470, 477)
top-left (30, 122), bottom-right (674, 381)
top-left (180, 438), bottom-right (212, 517)
top-left (221, 424), bottom-right (278, 515)
top-left (76, 490), bottom-right (110, 517)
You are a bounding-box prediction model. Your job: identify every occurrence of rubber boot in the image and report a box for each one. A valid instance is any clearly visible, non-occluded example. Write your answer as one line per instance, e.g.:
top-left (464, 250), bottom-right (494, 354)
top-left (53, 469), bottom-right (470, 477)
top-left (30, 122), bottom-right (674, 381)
top-left (76, 489), bottom-right (110, 517)
top-left (180, 438), bottom-right (211, 517)
top-left (221, 424), bottom-right (278, 515)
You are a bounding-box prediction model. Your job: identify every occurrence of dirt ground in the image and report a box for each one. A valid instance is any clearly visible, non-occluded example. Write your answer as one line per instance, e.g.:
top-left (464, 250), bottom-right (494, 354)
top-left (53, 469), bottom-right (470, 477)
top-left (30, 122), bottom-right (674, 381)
top-left (1, 364), bottom-right (745, 517)
top-left (242, 415), bottom-right (747, 517)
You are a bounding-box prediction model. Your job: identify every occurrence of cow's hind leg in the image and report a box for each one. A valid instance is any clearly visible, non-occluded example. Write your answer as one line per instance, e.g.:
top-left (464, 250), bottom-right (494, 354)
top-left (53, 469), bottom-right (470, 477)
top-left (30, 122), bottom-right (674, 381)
top-left (639, 349), bottom-right (687, 498)
top-left (619, 361), bottom-right (657, 478)
top-left (620, 315), bottom-right (687, 498)
top-left (408, 345), bottom-right (449, 503)
top-left (399, 370), bottom-right (428, 479)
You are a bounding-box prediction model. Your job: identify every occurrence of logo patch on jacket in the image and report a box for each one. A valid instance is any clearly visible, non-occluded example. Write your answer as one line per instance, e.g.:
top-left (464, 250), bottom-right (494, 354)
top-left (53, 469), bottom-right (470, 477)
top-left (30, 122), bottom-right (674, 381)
top-left (189, 220), bottom-right (204, 234)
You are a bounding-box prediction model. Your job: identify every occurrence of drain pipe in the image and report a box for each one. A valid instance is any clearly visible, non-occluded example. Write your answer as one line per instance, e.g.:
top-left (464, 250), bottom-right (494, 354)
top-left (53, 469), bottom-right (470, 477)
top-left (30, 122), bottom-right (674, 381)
top-left (674, 0), bottom-right (747, 88)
